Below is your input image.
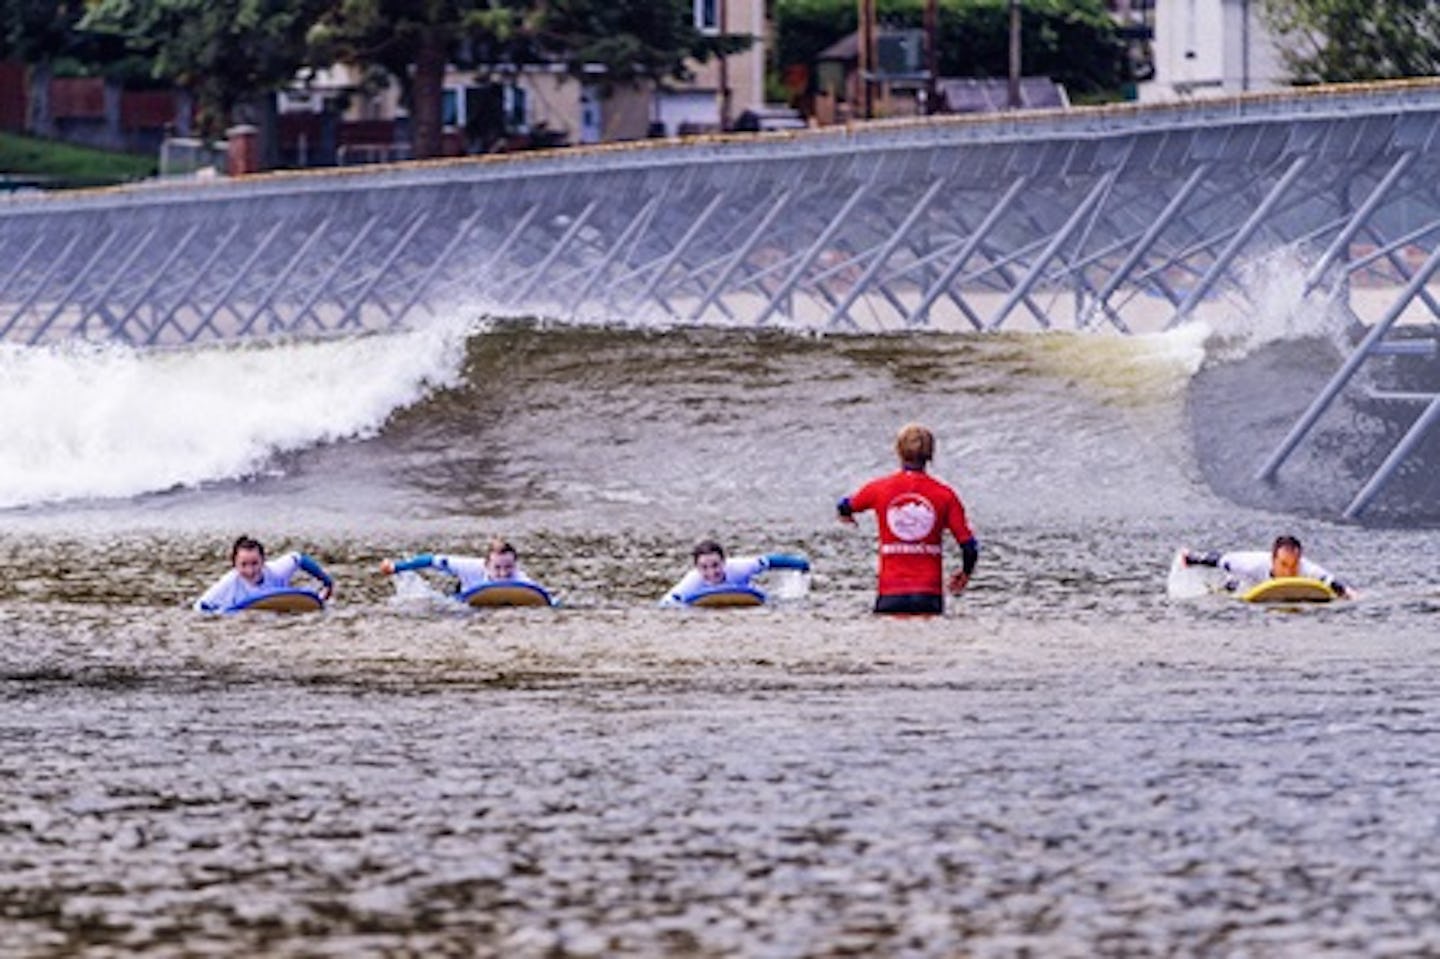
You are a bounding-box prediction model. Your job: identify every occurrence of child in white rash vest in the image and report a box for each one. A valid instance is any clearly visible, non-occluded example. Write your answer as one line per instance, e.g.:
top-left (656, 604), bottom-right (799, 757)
top-left (379, 536), bottom-right (535, 593)
top-left (660, 539), bottom-right (810, 606)
top-left (1182, 534), bottom-right (1349, 597)
top-left (195, 535), bottom-right (335, 612)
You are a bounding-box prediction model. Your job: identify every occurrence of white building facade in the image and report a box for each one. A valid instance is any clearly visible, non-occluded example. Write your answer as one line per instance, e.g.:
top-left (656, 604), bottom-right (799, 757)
top-left (1140, 0), bottom-right (1289, 102)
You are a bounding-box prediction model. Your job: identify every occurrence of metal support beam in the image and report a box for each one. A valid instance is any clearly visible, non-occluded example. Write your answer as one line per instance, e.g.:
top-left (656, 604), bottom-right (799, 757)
top-left (1303, 150), bottom-right (1416, 296)
top-left (504, 200), bottom-right (598, 308)
top-left (144, 223), bottom-right (246, 345)
top-left (1340, 219), bottom-right (1440, 279)
top-left (26, 230), bottom-right (120, 345)
top-left (628, 192), bottom-right (725, 314)
top-left (1344, 394), bottom-right (1440, 519)
top-left (1363, 223), bottom-right (1440, 320)
top-left (988, 170), bottom-right (1117, 331)
top-left (789, 197), bottom-right (921, 328)
top-left (689, 189), bottom-right (794, 322)
top-left (824, 179), bottom-right (946, 329)
top-left (186, 219), bottom-right (291, 343)
top-left (1083, 162), bottom-right (1212, 331)
top-left (74, 227), bottom-right (160, 340)
top-left (340, 211), bottom-right (432, 330)
top-left (428, 201), bottom-right (541, 312)
top-left (0, 233), bottom-right (46, 303)
top-left (753, 183), bottom-right (871, 327)
top-left (567, 195), bottom-right (661, 320)
top-left (292, 215), bottom-right (381, 332)
top-left (1170, 154), bottom-right (1314, 328)
top-left (235, 218), bottom-right (332, 338)
top-left (109, 223), bottom-right (203, 342)
top-left (0, 233), bottom-right (81, 341)
top-left (906, 176), bottom-right (1028, 328)
top-left (1256, 240), bottom-right (1440, 481)
top-left (390, 207), bottom-right (485, 326)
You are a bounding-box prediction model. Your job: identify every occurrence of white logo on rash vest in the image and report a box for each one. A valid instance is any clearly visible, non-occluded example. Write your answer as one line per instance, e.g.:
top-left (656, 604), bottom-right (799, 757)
top-left (887, 493), bottom-right (937, 541)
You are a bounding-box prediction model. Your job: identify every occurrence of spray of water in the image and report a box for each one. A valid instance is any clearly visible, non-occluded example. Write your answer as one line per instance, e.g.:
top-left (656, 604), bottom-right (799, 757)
top-left (1200, 247), bottom-right (1348, 360)
top-left (0, 317), bottom-right (473, 509)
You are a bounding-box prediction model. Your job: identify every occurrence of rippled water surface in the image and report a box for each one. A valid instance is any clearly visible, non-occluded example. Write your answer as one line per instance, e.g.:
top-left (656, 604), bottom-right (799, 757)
top-left (3, 322), bottom-right (1438, 955)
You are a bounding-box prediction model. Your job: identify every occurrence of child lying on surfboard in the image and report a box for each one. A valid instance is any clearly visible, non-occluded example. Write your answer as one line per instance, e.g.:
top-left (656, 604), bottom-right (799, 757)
top-left (195, 535), bottom-right (335, 612)
top-left (1181, 534), bottom-right (1350, 597)
top-left (660, 539), bottom-right (811, 606)
top-left (379, 536), bottom-right (537, 592)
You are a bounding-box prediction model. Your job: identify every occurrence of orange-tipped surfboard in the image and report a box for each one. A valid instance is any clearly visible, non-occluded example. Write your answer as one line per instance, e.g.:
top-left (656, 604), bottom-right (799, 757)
top-left (459, 581), bottom-right (554, 607)
top-left (226, 588), bottom-right (325, 613)
top-left (686, 586), bottom-right (767, 608)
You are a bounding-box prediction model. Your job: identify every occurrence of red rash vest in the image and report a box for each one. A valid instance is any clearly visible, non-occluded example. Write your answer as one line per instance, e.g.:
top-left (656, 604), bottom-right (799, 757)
top-left (846, 469), bottom-right (974, 596)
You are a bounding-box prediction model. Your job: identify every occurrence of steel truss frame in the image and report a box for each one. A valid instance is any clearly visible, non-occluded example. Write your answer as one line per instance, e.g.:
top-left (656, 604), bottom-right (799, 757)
top-left (7, 83), bottom-right (1440, 516)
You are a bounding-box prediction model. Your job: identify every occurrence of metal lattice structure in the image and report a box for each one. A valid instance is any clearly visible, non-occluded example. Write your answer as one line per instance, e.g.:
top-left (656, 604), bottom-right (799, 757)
top-left (5, 81), bottom-right (1440, 516)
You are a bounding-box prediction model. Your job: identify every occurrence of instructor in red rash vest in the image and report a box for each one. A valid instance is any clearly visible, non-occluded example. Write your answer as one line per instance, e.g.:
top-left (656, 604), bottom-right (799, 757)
top-left (837, 423), bottom-right (978, 615)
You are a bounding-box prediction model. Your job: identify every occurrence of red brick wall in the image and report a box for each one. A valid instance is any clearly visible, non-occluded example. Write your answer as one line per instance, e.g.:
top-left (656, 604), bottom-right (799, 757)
top-left (0, 69), bottom-right (182, 142)
top-left (227, 125), bottom-right (261, 175)
top-left (338, 119), bottom-right (397, 145)
top-left (51, 77), bottom-right (104, 119)
top-left (121, 90), bottom-right (177, 130)
top-left (279, 111), bottom-right (323, 149)
top-left (0, 62), bottom-right (26, 131)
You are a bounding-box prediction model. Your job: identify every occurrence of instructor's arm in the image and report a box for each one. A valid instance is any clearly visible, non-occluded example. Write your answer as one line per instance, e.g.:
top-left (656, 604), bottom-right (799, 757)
top-left (948, 537), bottom-right (979, 593)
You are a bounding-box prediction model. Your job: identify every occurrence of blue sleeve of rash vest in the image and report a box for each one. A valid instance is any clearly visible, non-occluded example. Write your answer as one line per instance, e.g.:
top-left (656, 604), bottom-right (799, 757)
top-left (296, 553), bottom-right (334, 586)
top-left (763, 554), bottom-right (811, 572)
top-left (390, 553), bottom-right (435, 574)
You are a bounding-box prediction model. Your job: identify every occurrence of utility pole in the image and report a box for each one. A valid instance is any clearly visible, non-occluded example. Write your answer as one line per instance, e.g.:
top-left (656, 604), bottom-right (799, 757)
top-left (1241, 0), bottom-right (1251, 91)
top-left (718, 0), bottom-right (731, 130)
top-left (1007, 0), bottom-right (1022, 109)
top-left (858, 0), bottom-right (875, 120)
top-left (925, 0), bottom-right (939, 114)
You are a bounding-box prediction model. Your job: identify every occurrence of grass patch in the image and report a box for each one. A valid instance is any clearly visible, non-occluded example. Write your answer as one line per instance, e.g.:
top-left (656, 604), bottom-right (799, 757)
top-left (0, 131), bottom-right (156, 189)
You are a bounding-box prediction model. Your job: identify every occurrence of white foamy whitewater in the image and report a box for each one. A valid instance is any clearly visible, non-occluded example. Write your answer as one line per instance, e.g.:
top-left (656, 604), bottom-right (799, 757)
top-left (0, 319), bottom-right (471, 510)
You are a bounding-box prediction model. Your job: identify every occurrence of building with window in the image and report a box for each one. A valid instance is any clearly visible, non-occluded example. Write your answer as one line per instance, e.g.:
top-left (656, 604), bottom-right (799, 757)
top-left (276, 62), bottom-right (654, 165)
top-left (268, 1), bottom-right (772, 165)
top-left (654, 0), bottom-right (770, 135)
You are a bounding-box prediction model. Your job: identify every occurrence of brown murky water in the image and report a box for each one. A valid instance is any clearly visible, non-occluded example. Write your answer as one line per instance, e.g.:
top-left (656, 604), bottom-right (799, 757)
top-left (2, 325), bottom-right (1437, 955)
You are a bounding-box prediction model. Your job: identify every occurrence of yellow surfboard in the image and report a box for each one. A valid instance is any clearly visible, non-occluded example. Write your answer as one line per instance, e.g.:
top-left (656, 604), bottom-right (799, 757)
top-left (1239, 577), bottom-right (1337, 604)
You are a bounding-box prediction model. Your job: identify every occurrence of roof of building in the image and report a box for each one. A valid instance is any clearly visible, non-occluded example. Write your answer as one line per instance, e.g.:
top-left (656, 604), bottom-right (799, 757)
top-left (937, 77), bottom-right (1069, 113)
top-left (817, 33), bottom-right (861, 62)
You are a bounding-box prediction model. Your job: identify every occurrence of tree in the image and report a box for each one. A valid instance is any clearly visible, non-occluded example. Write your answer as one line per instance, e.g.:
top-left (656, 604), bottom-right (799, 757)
top-left (82, 0), bottom-right (329, 138)
top-left (774, 0), bottom-right (1129, 100)
top-left (310, 0), bottom-right (746, 159)
top-left (1261, 0), bottom-right (1440, 83)
top-left (532, 0), bottom-right (747, 92)
top-left (308, 0), bottom-right (501, 161)
top-left (2, 0), bottom-right (89, 137)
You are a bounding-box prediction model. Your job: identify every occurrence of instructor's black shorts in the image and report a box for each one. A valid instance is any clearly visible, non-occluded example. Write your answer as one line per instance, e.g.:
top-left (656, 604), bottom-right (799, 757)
top-left (874, 593), bottom-right (943, 615)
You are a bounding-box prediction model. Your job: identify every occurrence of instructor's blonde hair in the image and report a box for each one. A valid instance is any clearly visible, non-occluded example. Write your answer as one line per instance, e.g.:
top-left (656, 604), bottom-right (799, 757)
top-left (895, 423), bottom-right (934, 468)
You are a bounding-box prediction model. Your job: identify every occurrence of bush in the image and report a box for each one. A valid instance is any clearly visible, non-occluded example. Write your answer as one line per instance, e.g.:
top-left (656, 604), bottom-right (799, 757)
top-left (774, 0), bottom-right (1131, 98)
